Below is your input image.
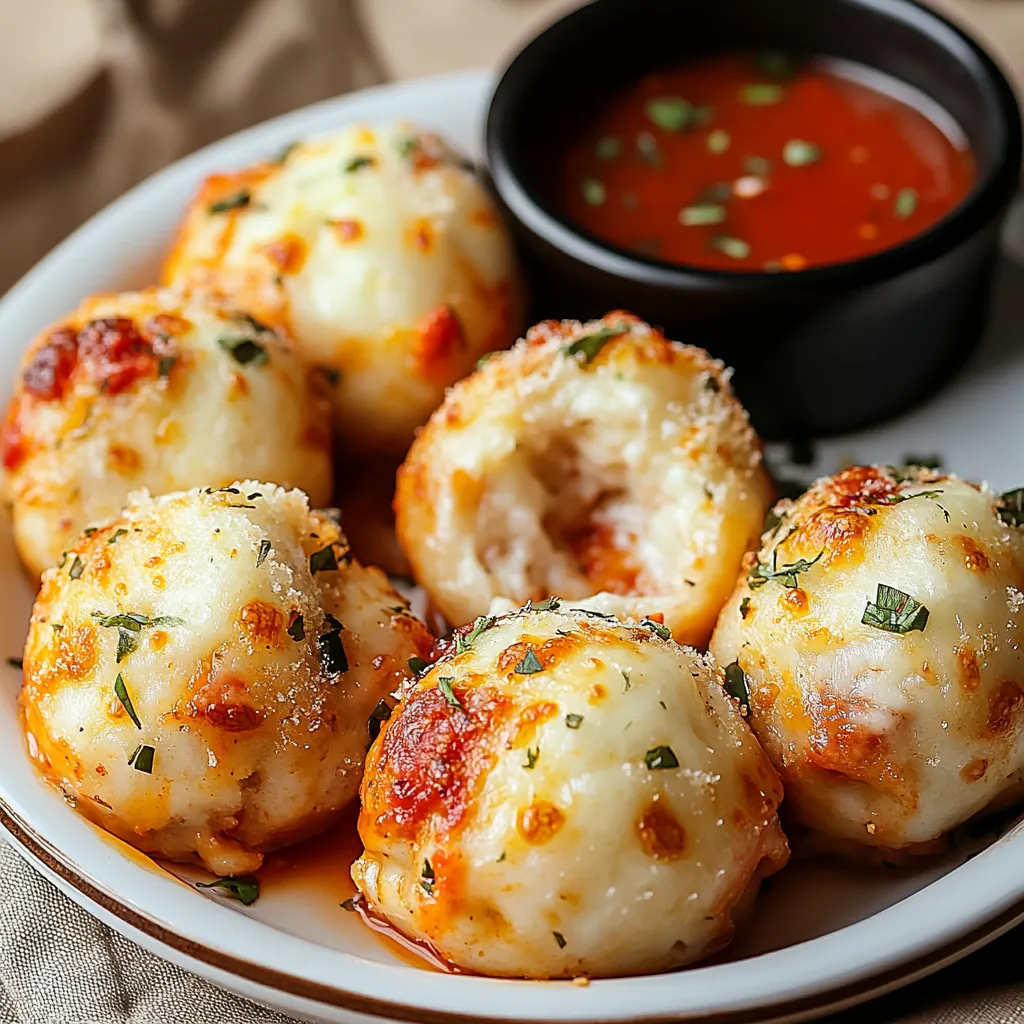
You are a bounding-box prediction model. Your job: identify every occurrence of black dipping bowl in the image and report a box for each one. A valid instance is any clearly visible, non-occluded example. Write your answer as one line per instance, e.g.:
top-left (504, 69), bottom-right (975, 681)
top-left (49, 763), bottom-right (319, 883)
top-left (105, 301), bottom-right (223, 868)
top-left (485, 0), bottom-right (1022, 439)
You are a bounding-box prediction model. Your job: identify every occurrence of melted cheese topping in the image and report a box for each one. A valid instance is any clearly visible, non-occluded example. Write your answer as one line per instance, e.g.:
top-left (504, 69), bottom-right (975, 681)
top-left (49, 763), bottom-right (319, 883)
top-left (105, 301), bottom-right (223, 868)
top-left (1, 288), bottom-right (332, 577)
top-left (163, 123), bottom-right (523, 453)
top-left (395, 312), bottom-right (772, 646)
top-left (710, 467), bottom-right (1024, 851)
top-left (353, 605), bottom-right (787, 978)
top-left (20, 482), bottom-right (433, 875)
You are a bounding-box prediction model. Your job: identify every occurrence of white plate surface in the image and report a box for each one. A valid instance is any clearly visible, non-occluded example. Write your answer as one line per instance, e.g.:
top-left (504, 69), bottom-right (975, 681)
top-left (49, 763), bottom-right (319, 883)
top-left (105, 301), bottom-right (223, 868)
top-left (3, 68), bottom-right (1024, 1024)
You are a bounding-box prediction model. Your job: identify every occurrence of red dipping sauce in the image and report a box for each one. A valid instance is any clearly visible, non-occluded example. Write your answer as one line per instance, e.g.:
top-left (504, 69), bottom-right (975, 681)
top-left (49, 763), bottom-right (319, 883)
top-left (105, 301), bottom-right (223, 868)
top-left (560, 53), bottom-right (976, 271)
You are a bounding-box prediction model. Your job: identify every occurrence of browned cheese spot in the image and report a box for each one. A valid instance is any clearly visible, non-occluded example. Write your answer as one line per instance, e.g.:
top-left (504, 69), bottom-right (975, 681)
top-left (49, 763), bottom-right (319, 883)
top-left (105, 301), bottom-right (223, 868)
top-left (517, 800), bottom-right (565, 845)
top-left (636, 801), bottom-right (687, 861)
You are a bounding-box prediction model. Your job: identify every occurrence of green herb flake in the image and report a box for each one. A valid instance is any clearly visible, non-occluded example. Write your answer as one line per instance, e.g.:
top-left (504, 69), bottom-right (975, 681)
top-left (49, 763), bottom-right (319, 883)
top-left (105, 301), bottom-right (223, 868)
top-left (6, 657), bottom-right (23, 670)
top-left (553, 931), bottom-right (567, 949)
top-left (524, 746), bottom-right (540, 770)
top-left (287, 613), bottom-right (305, 642)
top-left (645, 96), bottom-right (694, 132)
top-left (723, 662), bottom-right (750, 705)
top-left (157, 355), bottom-right (177, 379)
top-left (707, 129), bottom-right (731, 154)
top-left (309, 545), bottom-right (339, 573)
top-left (275, 141), bottom-right (298, 164)
top-left (739, 596), bottom-right (751, 619)
top-left (862, 583), bottom-right (930, 635)
top-left (368, 699), bottom-right (392, 743)
top-left (565, 713), bottom-right (584, 729)
top-left (640, 617), bottom-right (671, 641)
top-left (783, 139), bottom-right (821, 167)
top-left (595, 135), bottom-right (621, 160)
top-left (128, 743), bottom-right (155, 773)
top-left (208, 190), bottom-right (251, 214)
top-left (902, 454), bottom-right (943, 471)
top-left (513, 650), bottom-right (543, 675)
top-left (748, 550), bottom-right (823, 589)
top-left (438, 676), bottom-right (464, 711)
top-left (894, 188), bottom-right (918, 219)
top-left (712, 235), bottom-right (751, 260)
top-left (421, 858), bottom-right (435, 894)
top-left (532, 596), bottom-right (562, 612)
top-left (396, 135), bottom-right (418, 159)
top-left (318, 625), bottom-right (348, 675)
top-left (644, 745), bottom-right (680, 770)
top-left (999, 489), bottom-right (1024, 527)
top-left (69, 556), bottom-right (84, 580)
top-left (456, 615), bottom-right (495, 653)
top-left (195, 875), bottom-right (259, 906)
top-left (680, 203), bottom-right (726, 227)
top-left (256, 540), bottom-right (272, 568)
top-left (108, 528), bottom-right (128, 545)
top-left (497, 851), bottom-right (506, 863)
top-left (114, 673), bottom-right (142, 729)
top-left (408, 656), bottom-right (428, 676)
top-left (622, 668), bottom-right (631, 691)
top-left (581, 177), bottom-right (607, 206)
top-left (340, 897), bottom-right (357, 912)
top-left (344, 155), bottom-right (376, 173)
top-left (741, 83), bottom-right (784, 106)
top-left (217, 336), bottom-right (268, 367)
top-left (562, 322), bottom-right (629, 365)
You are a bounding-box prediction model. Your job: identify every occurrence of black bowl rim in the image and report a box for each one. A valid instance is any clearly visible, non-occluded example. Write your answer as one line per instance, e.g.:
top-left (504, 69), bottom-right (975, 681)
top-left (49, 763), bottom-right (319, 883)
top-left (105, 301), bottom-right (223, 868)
top-left (485, 0), bottom-right (1024, 292)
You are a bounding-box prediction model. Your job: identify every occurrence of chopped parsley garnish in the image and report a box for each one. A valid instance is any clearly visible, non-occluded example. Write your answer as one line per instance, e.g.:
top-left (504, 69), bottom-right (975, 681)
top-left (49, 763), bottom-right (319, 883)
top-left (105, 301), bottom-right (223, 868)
top-left (621, 668), bottom-right (631, 691)
top-left (581, 177), bottom-right (607, 206)
top-left (894, 187), bottom-right (918, 219)
top-left (739, 597), bottom-right (751, 619)
top-left (208, 190), bottom-right (251, 214)
top-left (741, 83), bottom-right (784, 105)
top-left (595, 135), bottom-right (621, 160)
top-left (531, 596), bottom-right (562, 612)
top-left (421, 858), bottom-right (435, 894)
top-left (256, 540), bottom-right (271, 567)
top-left (408, 656), bottom-right (428, 676)
top-left (287, 614), bottom-right (305, 642)
top-left (344, 155), bottom-right (376, 173)
top-left (217, 336), bottom-right (268, 367)
top-left (6, 657), bottom-right (23, 670)
top-left (862, 584), bottom-right (929, 635)
top-left (157, 355), bottom-right (177, 379)
top-left (902, 454), bottom-right (943, 471)
top-left (195, 875), bottom-right (259, 906)
top-left (69, 556), bottom-right (84, 580)
top-left (340, 897), bottom-right (357, 912)
top-left (783, 139), bottom-right (821, 167)
top-left (438, 676), bottom-right (464, 711)
top-left (524, 746), bottom-right (540, 770)
top-left (114, 673), bottom-right (142, 729)
top-left (108, 528), bottom-right (128, 544)
top-left (748, 550), bottom-right (823, 589)
top-left (640, 618), bottom-right (671, 641)
top-left (645, 96), bottom-right (694, 132)
top-left (128, 744), bottom-right (155, 773)
top-left (707, 129), bottom-right (730, 154)
top-left (456, 615), bottom-right (494, 653)
top-left (644, 745), bottom-right (679, 770)
top-left (396, 135), bottom-right (418, 159)
top-left (565, 713), bottom-right (583, 729)
top-left (998, 489), bottom-right (1024, 527)
top-left (553, 931), bottom-right (567, 949)
top-left (513, 650), bottom-right (543, 675)
top-left (712, 235), bottom-right (751, 260)
top-left (562, 323), bottom-right (630, 365)
top-left (367, 699), bottom-right (392, 743)
top-left (680, 203), bottom-right (726, 226)
top-left (723, 662), bottom-right (749, 706)
top-left (92, 611), bottom-right (184, 663)
top-left (309, 544), bottom-right (339, 573)
top-left (318, 620), bottom-right (348, 675)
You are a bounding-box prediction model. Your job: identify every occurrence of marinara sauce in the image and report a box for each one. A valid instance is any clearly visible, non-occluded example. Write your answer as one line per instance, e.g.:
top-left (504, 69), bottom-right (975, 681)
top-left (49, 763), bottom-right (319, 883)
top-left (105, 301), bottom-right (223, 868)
top-left (560, 53), bottom-right (975, 271)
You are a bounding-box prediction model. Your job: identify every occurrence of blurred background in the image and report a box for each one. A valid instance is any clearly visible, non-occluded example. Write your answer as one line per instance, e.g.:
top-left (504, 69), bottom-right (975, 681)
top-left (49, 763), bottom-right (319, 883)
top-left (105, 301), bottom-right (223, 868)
top-left (0, 0), bottom-right (1020, 295)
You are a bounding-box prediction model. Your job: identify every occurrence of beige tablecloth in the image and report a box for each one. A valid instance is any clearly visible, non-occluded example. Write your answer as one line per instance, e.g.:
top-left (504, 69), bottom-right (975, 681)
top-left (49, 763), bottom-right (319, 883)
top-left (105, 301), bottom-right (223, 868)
top-left (1, 2), bottom-right (1023, 1022)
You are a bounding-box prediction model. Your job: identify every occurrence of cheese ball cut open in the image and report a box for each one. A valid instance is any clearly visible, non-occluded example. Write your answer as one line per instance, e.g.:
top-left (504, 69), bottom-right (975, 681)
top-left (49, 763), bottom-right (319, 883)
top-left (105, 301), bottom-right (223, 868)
top-left (162, 122), bottom-right (523, 453)
top-left (20, 482), bottom-right (433, 876)
top-left (1, 288), bottom-right (332, 578)
top-left (710, 466), bottom-right (1024, 853)
top-left (395, 313), bottom-right (772, 647)
top-left (352, 604), bottom-right (788, 978)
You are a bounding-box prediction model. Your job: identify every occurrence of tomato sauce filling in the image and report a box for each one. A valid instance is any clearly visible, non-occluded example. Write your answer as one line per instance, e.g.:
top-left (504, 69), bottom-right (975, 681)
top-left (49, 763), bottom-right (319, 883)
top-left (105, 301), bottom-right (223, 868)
top-left (559, 53), bottom-right (975, 271)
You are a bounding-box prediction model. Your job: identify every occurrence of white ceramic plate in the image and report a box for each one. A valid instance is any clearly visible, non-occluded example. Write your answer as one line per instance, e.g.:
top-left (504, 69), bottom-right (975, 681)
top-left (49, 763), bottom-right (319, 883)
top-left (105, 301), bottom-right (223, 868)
top-left (4, 68), bottom-right (1024, 1024)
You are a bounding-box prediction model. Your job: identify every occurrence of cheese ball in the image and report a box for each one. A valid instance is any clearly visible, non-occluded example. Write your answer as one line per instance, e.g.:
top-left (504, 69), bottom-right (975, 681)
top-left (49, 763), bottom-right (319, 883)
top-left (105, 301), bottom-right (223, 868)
top-left (1, 288), bottom-right (332, 578)
top-left (162, 122), bottom-right (523, 453)
top-left (19, 482), bottom-right (433, 876)
top-left (710, 466), bottom-right (1024, 853)
top-left (352, 603), bottom-right (788, 978)
top-left (395, 313), bottom-right (772, 647)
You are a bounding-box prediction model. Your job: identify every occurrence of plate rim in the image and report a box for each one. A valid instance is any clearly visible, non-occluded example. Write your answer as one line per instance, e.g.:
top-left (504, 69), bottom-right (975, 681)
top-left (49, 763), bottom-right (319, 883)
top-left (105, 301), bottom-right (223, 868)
top-left (2, 67), bottom-right (1024, 1024)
